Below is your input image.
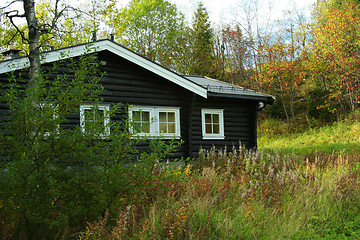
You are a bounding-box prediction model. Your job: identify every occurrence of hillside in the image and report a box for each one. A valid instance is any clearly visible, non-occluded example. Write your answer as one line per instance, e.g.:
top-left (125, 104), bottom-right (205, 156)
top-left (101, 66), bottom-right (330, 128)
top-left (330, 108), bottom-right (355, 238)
top-left (258, 118), bottom-right (360, 155)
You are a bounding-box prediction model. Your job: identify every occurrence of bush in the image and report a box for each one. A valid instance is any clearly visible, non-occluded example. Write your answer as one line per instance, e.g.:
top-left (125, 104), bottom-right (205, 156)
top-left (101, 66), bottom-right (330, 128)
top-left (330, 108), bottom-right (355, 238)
top-left (0, 54), bottom-right (181, 239)
top-left (307, 88), bottom-right (336, 122)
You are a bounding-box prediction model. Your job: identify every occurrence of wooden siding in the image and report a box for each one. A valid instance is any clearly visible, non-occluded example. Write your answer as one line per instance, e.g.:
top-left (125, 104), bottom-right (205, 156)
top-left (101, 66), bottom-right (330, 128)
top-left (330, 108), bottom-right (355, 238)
top-left (0, 50), bottom-right (261, 160)
top-left (189, 95), bottom-right (259, 157)
top-left (97, 51), bottom-right (194, 159)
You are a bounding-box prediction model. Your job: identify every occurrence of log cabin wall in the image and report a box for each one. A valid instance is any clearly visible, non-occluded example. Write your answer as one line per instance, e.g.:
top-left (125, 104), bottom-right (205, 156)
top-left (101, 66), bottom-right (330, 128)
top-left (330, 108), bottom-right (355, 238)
top-left (0, 49), bottom-right (263, 160)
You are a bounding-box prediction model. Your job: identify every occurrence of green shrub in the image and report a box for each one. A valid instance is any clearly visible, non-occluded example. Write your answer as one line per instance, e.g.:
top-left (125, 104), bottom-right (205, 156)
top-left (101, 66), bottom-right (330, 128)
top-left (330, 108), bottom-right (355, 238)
top-left (307, 88), bottom-right (336, 122)
top-left (0, 55), bottom-right (182, 239)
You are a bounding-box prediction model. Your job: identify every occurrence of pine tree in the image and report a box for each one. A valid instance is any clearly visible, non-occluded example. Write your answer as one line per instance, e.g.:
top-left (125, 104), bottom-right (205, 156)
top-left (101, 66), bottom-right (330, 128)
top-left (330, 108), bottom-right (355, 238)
top-left (190, 2), bottom-right (214, 77)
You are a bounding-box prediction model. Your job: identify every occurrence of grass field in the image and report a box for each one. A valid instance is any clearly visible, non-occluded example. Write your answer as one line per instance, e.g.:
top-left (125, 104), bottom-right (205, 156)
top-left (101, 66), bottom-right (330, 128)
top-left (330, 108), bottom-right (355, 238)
top-left (80, 119), bottom-right (360, 239)
top-left (4, 118), bottom-right (360, 239)
top-left (258, 118), bottom-right (360, 155)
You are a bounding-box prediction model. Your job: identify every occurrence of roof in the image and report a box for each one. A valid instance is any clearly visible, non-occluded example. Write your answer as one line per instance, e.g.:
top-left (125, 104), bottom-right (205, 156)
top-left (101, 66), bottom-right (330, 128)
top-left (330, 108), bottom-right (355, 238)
top-left (184, 75), bottom-right (274, 104)
top-left (0, 39), bottom-right (207, 98)
top-left (0, 39), bottom-right (274, 104)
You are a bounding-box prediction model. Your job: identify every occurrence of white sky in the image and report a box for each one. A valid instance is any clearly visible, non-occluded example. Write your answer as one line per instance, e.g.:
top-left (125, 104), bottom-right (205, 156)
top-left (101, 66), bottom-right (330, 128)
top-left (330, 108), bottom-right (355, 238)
top-left (118, 0), bottom-right (317, 26)
top-left (2, 0), bottom-right (317, 28)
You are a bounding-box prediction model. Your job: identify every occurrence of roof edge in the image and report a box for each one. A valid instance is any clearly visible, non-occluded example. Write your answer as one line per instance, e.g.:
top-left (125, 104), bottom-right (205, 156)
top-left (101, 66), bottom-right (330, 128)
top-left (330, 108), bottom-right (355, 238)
top-left (207, 92), bottom-right (275, 104)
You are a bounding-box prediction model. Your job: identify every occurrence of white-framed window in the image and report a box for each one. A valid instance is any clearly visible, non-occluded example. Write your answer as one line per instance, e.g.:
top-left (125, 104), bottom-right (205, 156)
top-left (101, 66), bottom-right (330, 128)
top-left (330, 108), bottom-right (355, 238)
top-left (129, 106), bottom-right (180, 138)
top-left (201, 109), bottom-right (225, 139)
top-left (27, 103), bottom-right (59, 138)
top-left (129, 106), bottom-right (152, 137)
top-left (80, 104), bottom-right (110, 138)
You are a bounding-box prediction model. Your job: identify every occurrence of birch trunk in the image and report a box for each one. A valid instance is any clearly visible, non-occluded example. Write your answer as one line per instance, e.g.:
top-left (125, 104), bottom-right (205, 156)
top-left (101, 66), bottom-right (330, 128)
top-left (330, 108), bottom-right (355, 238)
top-left (23, 0), bottom-right (41, 86)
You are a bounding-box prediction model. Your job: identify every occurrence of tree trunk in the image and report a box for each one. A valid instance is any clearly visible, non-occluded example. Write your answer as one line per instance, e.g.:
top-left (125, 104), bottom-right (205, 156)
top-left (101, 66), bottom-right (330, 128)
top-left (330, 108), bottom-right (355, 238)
top-left (23, 0), bottom-right (41, 86)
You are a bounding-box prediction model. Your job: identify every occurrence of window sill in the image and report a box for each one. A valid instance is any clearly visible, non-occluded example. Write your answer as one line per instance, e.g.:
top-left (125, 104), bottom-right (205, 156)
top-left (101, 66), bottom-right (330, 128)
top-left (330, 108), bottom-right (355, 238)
top-left (131, 134), bottom-right (181, 140)
top-left (202, 135), bottom-right (225, 140)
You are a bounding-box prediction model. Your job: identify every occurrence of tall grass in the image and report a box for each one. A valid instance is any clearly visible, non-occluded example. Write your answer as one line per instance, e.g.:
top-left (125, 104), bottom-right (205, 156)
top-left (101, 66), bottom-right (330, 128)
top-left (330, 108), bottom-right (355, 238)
top-left (80, 147), bottom-right (360, 239)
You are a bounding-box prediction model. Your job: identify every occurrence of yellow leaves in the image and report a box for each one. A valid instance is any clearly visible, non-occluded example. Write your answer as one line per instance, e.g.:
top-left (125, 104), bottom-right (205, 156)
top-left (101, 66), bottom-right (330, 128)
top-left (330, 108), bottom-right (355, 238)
top-left (35, 0), bottom-right (52, 24)
top-left (184, 164), bottom-right (191, 178)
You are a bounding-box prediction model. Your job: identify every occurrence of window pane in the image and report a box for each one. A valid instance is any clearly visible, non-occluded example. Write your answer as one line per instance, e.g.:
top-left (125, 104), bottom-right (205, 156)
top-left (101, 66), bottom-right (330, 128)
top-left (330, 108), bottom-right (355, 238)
top-left (142, 111), bottom-right (150, 122)
top-left (130, 107), bottom-right (179, 137)
top-left (205, 114), bottom-right (212, 124)
top-left (84, 109), bottom-right (93, 121)
top-left (132, 110), bottom-right (150, 134)
top-left (143, 124), bottom-right (150, 133)
top-left (134, 122), bottom-right (141, 130)
top-left (205, 123), bottom-right (212, 134)
top-left (213, 114), bottom-right (219, 124)
top-left (159, 112), bottom-right (167, 122)
top-left (213, 123), bottom-right (220, 134)
top-left (159, 123), bottom-right (167, 133)
top-left (168, 112), bottom-right (175, 122)
top-left (168, 123), bottom-right (176, 133)
top-left (133, 111), bottom-right (141, 122)
top-left (94, 109), bottom-right (103, 122)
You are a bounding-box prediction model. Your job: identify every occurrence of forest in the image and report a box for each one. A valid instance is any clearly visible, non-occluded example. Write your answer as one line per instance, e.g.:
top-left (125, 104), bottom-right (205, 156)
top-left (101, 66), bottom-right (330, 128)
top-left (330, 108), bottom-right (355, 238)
top-left (1, 0), bottom-right (360, 239)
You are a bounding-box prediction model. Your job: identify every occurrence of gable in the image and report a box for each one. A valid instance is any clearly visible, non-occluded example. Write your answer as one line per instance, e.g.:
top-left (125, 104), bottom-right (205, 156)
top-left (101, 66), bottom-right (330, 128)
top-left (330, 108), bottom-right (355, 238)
top-left (0, 40), bottom-right (207, 98)
top-left (97, 51), bottom-right (194, 106)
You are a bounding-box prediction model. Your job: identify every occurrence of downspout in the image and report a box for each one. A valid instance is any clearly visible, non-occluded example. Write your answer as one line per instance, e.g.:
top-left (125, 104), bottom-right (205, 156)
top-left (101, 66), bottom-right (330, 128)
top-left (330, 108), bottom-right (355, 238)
top-left (251, 102), bottom-right (260, 149)
top-left (186, 93), bottom-right (196, 160)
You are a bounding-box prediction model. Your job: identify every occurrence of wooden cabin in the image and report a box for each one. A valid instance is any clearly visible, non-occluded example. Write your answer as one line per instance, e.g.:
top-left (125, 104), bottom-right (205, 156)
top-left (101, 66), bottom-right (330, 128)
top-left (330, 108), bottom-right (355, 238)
top-left (0, 39), bottom-right (274, 159)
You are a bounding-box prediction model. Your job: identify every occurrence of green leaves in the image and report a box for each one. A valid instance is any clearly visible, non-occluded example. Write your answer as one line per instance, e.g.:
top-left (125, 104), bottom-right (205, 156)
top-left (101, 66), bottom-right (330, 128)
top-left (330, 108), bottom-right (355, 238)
top-left (108, 0), bottom-right (187, 71)
top-left (310, 0), bottom-right (360, 113)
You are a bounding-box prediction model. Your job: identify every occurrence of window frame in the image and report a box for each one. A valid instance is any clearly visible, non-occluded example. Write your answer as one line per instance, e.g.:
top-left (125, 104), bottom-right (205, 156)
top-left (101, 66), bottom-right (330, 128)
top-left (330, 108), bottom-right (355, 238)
top-left (128, 106), bottom-right (181, 139)
top-left (201, 108), bottom-right (225, 140)
top-left (128, 106), bottom-right (153, 137)
top-left (80, 104), bottom-right (110, 138)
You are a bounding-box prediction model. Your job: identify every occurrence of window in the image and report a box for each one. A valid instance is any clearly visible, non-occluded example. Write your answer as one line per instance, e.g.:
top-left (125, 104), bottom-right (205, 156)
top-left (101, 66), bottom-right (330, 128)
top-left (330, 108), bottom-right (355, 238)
top-left (129, 106), bottom-right (152, 136)
top-left (29, 103), bottom-right (59, 137)
top-left (129, 106), bottom-right (180, 138)
top-left (133, 110), bottom-right (151, 133)
top-left (80, 104), bottom-right (110, 137)
top-left (201, 109), bottom-right (224, 139)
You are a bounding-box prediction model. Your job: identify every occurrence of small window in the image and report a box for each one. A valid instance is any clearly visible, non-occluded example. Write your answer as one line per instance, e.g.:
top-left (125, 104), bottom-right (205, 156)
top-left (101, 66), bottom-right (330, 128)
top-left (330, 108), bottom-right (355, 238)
top-left (129, 107), bottom-right (152, 136)
top-left (159, 111), bottom-right (176, 134)
top-left (28, 103), bottom-right (59, 137)
top-left (80, 104), bottom-right (110, 138)
top-left (133, 110), bottom-right (151, 133)
top-left (129, 106), bottom-right (180, 138)
top-left (157, 108), bottom-right (180, 137)
top-left (201, 109), bottom-right (224, 139)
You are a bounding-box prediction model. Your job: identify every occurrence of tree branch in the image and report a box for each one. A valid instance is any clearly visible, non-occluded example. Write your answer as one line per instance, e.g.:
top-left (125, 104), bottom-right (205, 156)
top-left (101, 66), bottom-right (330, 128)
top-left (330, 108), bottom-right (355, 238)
top-left (5, 10), bottom-right (29, 44)
top-left (0, 0), bottom-right (22, 11)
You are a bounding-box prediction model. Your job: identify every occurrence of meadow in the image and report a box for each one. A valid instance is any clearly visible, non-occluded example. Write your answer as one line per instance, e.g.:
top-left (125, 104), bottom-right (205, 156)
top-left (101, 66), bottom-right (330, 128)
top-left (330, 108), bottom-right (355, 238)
top-left (80, 118), bottom-right (360, 239)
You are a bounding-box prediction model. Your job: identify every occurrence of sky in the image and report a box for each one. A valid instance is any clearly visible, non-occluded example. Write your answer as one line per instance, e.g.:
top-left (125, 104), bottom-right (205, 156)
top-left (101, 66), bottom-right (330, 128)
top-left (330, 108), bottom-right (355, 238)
top-left (2, 0), bottom-right (317, 31)
top-left (3, 0), bottom-right (317, 24)
top-left (118, 0), bottom-right (317, 26)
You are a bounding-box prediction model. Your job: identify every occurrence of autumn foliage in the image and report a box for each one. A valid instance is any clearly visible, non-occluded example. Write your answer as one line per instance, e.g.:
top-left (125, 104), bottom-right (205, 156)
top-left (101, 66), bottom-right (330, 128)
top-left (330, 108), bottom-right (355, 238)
top-left (309, 0), bottom-right (360, 113)
top-left (254, 0), bottom-right (360, 121)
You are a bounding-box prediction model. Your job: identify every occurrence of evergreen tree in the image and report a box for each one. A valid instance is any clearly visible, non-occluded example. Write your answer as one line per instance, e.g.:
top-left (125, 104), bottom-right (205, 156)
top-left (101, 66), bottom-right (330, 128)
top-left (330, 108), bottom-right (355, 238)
top-left (190, 2), bottom-right (215, 77)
